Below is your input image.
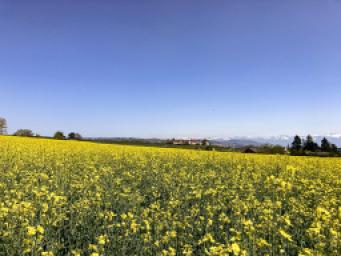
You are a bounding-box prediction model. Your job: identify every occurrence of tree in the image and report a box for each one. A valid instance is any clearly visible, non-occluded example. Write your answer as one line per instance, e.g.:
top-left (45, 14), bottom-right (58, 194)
top-left (13, 129), bottom-right (34, 137)
top-left (291, 135), bottom-right (302, 154)
top-left (271, 145), bottom-right (286, 154)
top-left (303, 135), bottom-right (319, 152)
top-left (53, 131), bottom-right (65, 140)
top-left (0, 117), bottom-right (7, 135)
top-left (321, 137), bottom-right (331, 152)
top-left (258, 144), bottom-right (286, 155)
top-left (68, 132), bottom-right (82, 140)
top-left (331, 144), bottom-right (338, 153)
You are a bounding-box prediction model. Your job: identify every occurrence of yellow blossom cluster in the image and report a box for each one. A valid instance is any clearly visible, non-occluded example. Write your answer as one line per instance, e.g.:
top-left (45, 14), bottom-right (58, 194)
top-left (0, 136), bottom-right (340, 255)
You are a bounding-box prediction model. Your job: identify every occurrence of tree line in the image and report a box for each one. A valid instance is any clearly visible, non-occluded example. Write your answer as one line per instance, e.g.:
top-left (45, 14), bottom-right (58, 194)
top-left (13, 129), bottom-right (82, 140)
top-left (290, 135), bottom-right (339, 156)
top-left (0, 117), bottom-right (82, 140)
top-left (1, 116), bottom-right (340, 157)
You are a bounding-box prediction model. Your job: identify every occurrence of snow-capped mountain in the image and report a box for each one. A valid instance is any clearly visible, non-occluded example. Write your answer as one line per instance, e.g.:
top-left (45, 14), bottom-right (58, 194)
top-left (210, 134), bottom-right (341, 147)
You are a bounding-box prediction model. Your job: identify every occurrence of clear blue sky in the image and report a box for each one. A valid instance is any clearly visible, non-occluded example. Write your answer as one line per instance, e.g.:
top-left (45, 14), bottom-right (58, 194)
top-left (1, 0), bottom-right (341, 138)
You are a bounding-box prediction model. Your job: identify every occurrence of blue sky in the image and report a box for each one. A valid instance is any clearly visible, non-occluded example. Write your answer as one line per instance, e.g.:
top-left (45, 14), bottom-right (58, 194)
top-left (1, 0), bottom-right (341, 138)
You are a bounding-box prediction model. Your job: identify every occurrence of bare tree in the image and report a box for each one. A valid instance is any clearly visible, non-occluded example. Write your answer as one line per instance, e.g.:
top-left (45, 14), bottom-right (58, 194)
top-left (0, 117), bottom-right (7, 135)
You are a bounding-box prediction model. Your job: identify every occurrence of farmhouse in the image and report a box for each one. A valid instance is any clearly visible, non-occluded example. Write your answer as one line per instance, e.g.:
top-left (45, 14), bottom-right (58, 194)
top-left (243, 147), bottom-right (258, 153)
top-left (169, 139), bottom-right (209, 146)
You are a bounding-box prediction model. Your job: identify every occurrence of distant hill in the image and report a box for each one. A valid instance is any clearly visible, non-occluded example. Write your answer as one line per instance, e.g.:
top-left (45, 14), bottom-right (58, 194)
top-left (85, 135), bottom-right (341, 148)
top-left (211, 135), bottom-right (341, 148)
top-left (210, 139), bottom-right (261, 148)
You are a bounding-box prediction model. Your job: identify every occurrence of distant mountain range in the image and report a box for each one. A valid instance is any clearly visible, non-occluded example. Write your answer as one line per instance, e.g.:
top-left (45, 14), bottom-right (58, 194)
top-left (210, 134), bottom-right (341, 148)
top-left (210, 139), bottom-right (261, 148)
top-left (86, 134), bottom-right (341, 148)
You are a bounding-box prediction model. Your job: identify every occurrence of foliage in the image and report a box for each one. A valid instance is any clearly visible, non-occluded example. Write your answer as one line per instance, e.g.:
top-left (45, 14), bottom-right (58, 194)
top-left (291, 135), bottom-right (340, 157)
top-left (257, 144), bottom-right (286, 155)
top-left (303, 135), bottom-right (319, 152)
top-left (0, 117), bottom-right (7, 135)
top-left (291, 135), bottom-right (302, 155)
top-left (0, 136), bottom-right (340, 255)
top-left (53, 131), bottom-right (65, 140)
top-left (13, 129), bottom-right (34, 137)
top-left (321, 137), bottom-right (331, 152)
top-left (68, 132), bottom-right (82, 140)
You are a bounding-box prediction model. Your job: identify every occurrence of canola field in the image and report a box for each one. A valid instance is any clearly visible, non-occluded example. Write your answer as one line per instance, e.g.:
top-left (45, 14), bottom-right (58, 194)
top-left (0, 136), bottom-right (340, 256)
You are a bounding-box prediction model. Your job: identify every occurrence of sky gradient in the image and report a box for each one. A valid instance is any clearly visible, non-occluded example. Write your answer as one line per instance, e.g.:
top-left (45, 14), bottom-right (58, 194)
top-left (1, 0), bottom-right (341, 138)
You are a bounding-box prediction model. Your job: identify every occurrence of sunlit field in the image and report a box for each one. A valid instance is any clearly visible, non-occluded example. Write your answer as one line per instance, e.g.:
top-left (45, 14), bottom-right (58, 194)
top-left (0, 136), bottom-right (340, 256)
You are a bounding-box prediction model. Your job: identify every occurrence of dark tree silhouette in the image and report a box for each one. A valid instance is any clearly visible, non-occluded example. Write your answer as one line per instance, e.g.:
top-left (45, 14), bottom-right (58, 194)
top-left (321, 137), bottom-right (331, 152)
top-left (291, 135), bottom-right (302, 154)
top-left (53, 131), bottom-right (65, 140)
top-left (331, 144), bottom-right (338, 153)
top-left (68, 132), bottom-right (82, 140)
top-left (14, 129), bottom-right (34, 137)
top-left (303, 135), bottom-right (319, 152)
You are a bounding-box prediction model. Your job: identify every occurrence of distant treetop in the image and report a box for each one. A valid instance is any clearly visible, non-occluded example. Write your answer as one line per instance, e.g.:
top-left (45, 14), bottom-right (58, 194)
top-left (14, 129), bottom-right (34, 137)
top-left (0, 117), bottom-right (7, 135)
top-left (68, 132), bottom-right (82, 140)
top-left (53, 131), bottom-right (65, 140)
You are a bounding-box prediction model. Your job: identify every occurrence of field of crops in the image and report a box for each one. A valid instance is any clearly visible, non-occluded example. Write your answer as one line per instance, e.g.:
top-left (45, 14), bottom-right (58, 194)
top-left (0, 136), bottom-right (340, 255)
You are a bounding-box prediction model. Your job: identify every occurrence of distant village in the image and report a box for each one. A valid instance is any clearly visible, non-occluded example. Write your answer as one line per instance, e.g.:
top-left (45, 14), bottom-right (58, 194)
top-left (167, 138), bottom-right (210, 146)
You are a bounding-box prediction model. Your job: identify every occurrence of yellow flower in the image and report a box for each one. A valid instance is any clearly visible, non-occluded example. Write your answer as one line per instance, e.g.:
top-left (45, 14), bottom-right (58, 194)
top-left (279, 229), bottom-right (293, 242)
top-left (199, 233), bottom-right (215, 244)
top-left (37, 225), bottom-right (45, 234)
top-left (257, 239), bottom-right (270, 248)
top-left (298, 248), bottom-right (314, 256)
top-left (42, 203), bottom-right (49, 213)
top-left (71, 250), bottom-right (81, 256)
top-left (230, 243), bottom-right (240, 255)
top-left (0, 131), bottom-right (339, 256)
top-left (169, 230), bottom-right (177, 238)
top-left (88, 244), bottom-right (98, 251)
top-left (97, 235), bottom-right (107, 245)
top-left (243, 219), bottom-right (252, 226)
top-left (182, 244), bottom-right (193, 256)
top-left (41, 252), bottom-right (54, 256)
top-left (27, 226), bottom-right (36, 237)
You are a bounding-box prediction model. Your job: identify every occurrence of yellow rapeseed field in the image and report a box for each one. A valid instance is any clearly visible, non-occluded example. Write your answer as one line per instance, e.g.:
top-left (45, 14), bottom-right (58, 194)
top-left (0, 136), bottom-right (340, 255)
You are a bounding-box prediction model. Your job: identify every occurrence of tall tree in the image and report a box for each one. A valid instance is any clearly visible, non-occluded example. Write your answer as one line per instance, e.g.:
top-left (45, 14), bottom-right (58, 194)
top-left (0, 117), bottom-right (7, 135)
top-left (291, 135), bottom-right (302, 154)
top-left (53, 131), bottom-right (65, 140)
top-left (321, 137), bottom-right (331, 152)
top-left (303, 135), bottom-right (319, 152)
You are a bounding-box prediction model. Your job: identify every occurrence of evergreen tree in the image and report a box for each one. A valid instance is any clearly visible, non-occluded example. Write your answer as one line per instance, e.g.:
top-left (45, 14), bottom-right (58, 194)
top-left (291, 135), bottom-right (302, 154)
top-left (321, 137), bottom-right (331, 152)
top-left (303, 135), bottom-right (319, 152)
